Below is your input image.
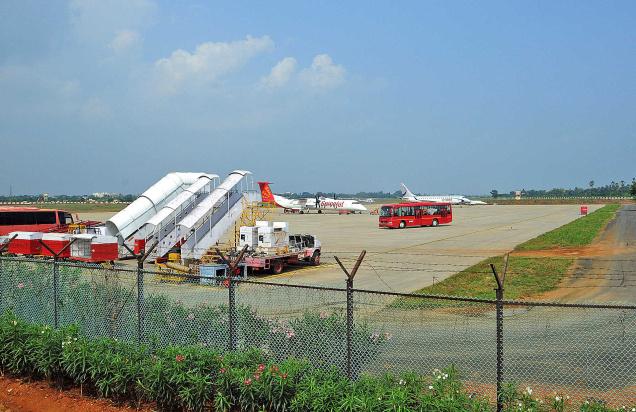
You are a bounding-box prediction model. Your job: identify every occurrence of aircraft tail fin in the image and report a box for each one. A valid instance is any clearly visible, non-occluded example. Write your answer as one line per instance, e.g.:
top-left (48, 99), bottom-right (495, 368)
top-left (400, 183), bottom-right (416, 199)
top-left (257, 182), bottom-right (276, 204)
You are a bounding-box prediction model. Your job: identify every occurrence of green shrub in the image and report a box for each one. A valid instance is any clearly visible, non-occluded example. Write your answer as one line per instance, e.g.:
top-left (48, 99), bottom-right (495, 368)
top-left (60, 337), bottom-right (145, 401)
top-left (0, 312), bottom-right (634, 412)
top-left (139, 345), bottom-right (220, 411)
top-left (0, 312), bottom-right (76, 381)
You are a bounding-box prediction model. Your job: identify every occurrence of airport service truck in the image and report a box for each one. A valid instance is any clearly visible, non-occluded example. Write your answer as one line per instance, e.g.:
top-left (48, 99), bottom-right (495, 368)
top-left (234, 221), bottom-right (321, 275)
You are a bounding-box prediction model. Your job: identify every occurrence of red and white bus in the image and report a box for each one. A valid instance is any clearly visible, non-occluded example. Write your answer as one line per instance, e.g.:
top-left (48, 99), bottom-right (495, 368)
top-left (379, 202), bottom-right (452, 229)
top-left (0, 207), bottom-right (74, 236)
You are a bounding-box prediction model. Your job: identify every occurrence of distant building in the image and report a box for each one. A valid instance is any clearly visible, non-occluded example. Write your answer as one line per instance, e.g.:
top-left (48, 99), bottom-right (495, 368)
top-left (92, 192), bottom-right (117, 198)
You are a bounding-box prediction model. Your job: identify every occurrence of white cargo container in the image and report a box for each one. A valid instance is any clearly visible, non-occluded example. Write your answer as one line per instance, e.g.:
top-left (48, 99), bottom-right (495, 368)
top-left (239, 226), bottom-right (259, 249)
top-left (272, 221), bottom-right (289, 232)
top-left (272, 222), bottom-right (289, 232)
top-left (257, 227), bottom-right (288, 249)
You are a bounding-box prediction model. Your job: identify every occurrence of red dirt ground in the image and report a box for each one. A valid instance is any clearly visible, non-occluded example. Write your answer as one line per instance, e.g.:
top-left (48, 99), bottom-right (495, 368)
top-left (0, 375), bottom-right (153, 412)
top-left (510, 244), bottom-right (630, 259)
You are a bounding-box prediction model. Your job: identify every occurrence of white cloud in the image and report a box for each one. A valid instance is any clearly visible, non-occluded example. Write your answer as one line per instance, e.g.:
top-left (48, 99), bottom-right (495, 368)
top-left (260, 57), bottom-right (297, 89)
top-left (69, 0), bottom-right (156, 46)
top-left (154, 35), bottom-right (274, 94)
top-left (299, 54), bottom-right (345, 90)
top-left (109, 30), bottom-right (141, 53)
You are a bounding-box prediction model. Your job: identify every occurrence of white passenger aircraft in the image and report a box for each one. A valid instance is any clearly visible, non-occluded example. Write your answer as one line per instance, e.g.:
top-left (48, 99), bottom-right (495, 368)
top-left (400, 183), bottom-right (487, 205)
top-left (258, 182), bottom-right (368, 213)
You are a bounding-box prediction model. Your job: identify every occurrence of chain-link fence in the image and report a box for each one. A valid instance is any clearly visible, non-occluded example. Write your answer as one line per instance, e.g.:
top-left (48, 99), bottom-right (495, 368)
top-left (0, 256), bottom-right (635, 406)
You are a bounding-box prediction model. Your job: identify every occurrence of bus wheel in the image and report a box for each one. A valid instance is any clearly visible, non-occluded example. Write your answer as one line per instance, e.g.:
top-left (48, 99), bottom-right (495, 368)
top-left (310, 251), bottom-right (320, 266)
top-left (271, 260), bottom-right (284, 274)
top-left (399, 221), bottom-right (406, 229)
top-left (432, 219), bottom-right (439, 227)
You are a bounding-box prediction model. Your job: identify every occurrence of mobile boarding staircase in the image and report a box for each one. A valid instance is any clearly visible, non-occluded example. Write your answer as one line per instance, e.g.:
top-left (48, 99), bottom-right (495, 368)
top-left (135, 175), bottom-right (219, 258)
top-left (105, 171), bottom-right (255, 263)
top-left (176, 170), bottom-right (255, 261)
top-left (130, 170), bottom-right (255, 262)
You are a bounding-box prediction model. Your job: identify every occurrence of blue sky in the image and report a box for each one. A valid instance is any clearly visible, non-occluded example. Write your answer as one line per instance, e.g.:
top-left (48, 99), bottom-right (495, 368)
top-left (1, 1), bottom-right (634, 195)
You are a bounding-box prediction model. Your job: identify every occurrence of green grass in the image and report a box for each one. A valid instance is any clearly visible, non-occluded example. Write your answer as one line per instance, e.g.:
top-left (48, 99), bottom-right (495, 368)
top-left (398, 256), bottom-right (573, 307)
top-left (514, 203), bottom-right (620, 250)
top-left (398, 204), bottom-right (620, 306)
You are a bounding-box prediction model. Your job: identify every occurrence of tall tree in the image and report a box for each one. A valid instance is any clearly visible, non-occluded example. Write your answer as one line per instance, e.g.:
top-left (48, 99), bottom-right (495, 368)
top-left (589, 180), bottom-right (594, 188)
top-left (490, 190), bottom-right (499, 198)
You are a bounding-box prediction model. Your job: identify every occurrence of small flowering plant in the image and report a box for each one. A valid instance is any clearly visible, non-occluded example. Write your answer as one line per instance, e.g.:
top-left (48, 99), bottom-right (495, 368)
top-left (550, 392), bottom-right (571, 412)
top-left (425, 366), bottom-right (464, 399)
top-left (214, 357), bottom-right (305, 412)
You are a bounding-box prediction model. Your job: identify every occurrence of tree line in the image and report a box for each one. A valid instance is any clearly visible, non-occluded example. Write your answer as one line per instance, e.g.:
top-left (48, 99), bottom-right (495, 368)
top-left (490, 178), bottom-right (636, 198)
top-left (0, 194), bottom-right (137, 203)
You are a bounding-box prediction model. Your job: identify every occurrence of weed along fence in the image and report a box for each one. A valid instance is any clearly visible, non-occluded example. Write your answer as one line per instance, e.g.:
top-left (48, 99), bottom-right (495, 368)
top-left (0, 255), bottom-right (635, 408)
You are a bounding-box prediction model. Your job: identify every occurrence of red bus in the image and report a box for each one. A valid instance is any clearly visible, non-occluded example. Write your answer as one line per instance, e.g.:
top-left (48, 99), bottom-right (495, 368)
top-left (0, 207), bottom-right (74, 236)
top-left (379, 202), bottom-right (452, 229)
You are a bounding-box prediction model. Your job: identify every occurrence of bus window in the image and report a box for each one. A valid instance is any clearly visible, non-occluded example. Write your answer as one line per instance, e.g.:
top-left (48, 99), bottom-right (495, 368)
top-left (17, 212), bottom-right (36, 225)
top-left (380, 206), bottom-right (393, 217)
top-left (36, 212), bottom-right (57, 224)
top-left (58, 212), bottom-right (73, 225)
top-left (426, 206), bottom-right (439, 215)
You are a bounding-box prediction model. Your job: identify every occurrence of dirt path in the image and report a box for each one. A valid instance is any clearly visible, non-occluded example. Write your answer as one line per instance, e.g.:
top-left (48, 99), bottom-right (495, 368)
top-left (0, 375), bottom-right (152, 412)
top-left (531, 205), bottom-right (636, 303)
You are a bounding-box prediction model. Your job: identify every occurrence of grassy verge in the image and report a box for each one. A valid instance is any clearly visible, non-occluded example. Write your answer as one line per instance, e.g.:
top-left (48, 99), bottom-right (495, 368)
top-left (515, 204), bottom-right (620, 250)
top-left (399, 204), bottom-right (620, 305)
top-left (402, 256), bottom-right (574, 302)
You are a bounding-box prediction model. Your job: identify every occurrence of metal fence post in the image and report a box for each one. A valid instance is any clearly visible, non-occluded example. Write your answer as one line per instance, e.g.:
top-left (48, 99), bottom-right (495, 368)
top-left (121, 241), bottom-right (157, 344)
top-left (345, 275), bottom-right (354, 379)
top-left (53, 258), bottom-right (59, 328)
top-left (136, 241), bottom-right (157, 344)
top-left (334, 250), bottom-right (366, 379)
top-left (490, 256), bottom-right (508, 412)
top-left (228, 274), bottom-right (237, 351)
top-left (37, 238), bottom-right (76, 330)
top-left (215, 245), bottom-right (249, 352)
top-left (137, 259), bottom-right (144, 343)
